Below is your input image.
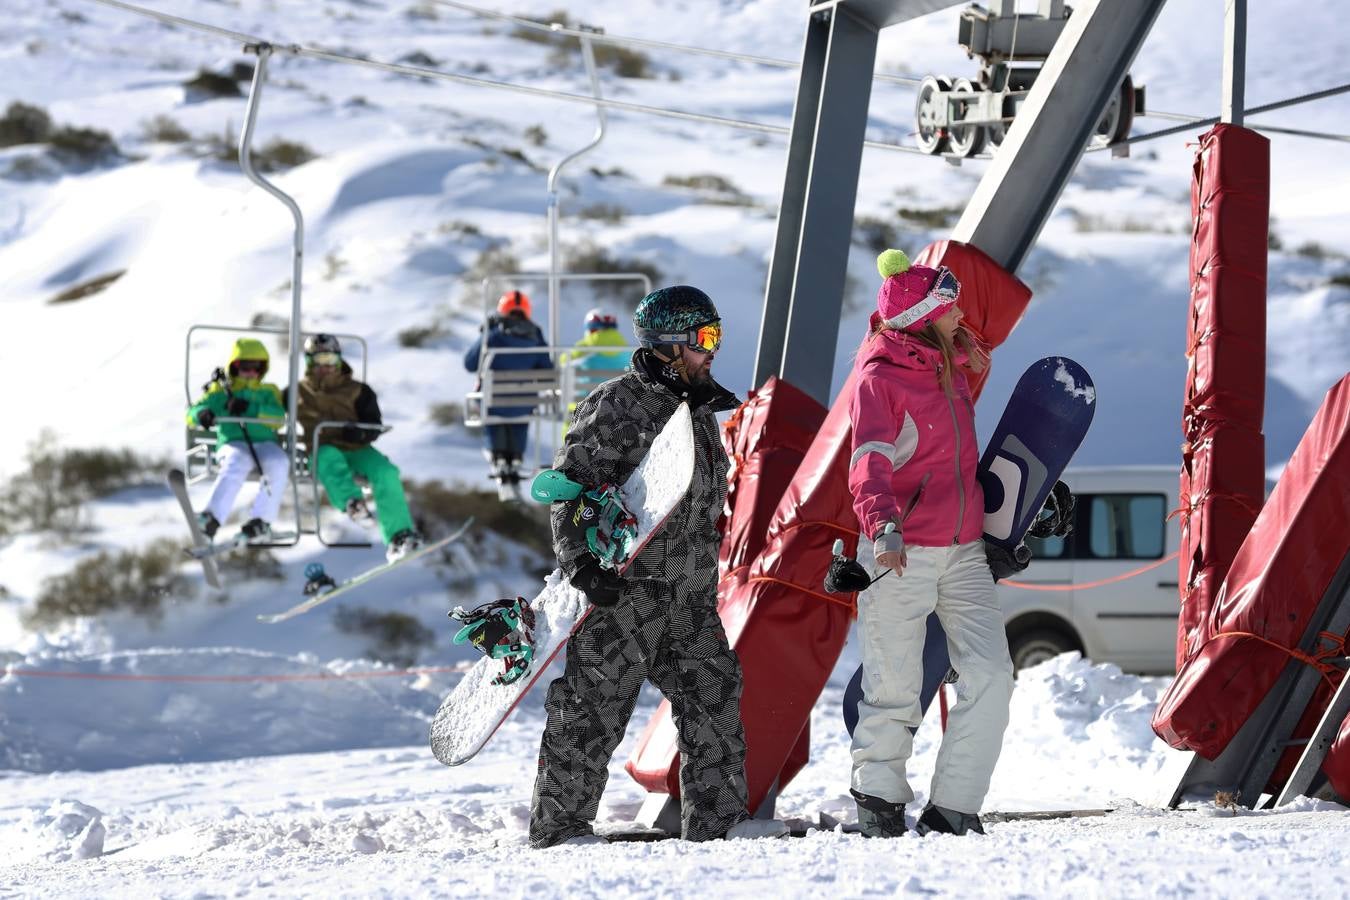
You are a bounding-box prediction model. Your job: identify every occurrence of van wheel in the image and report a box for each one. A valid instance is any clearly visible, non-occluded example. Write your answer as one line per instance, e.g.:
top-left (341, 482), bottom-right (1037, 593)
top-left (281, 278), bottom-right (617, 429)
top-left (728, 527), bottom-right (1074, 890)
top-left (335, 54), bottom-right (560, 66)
top-left (1009, 629), bottom-right (1078, 673)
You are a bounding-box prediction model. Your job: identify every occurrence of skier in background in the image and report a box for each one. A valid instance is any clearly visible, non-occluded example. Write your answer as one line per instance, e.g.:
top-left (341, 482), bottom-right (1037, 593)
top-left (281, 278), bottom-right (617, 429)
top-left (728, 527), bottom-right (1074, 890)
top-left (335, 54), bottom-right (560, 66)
top-left (463, 290), bottom-right (553, 492)
top-left (559, 307), bottom-right (630, 434)
top-left (284, 334), bottom-right (423, 563)
top-left (530, 286), bottom-right (786, 847)
top-left (845, 250), bottom-right (1014, 838)
top-left (186, 338), bottom-right (289, 542)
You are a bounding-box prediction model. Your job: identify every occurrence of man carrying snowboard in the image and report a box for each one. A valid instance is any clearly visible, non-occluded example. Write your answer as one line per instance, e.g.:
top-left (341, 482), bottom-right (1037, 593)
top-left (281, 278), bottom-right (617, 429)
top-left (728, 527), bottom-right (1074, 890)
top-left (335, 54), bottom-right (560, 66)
top-left (530, 286), bottom-right (781, 848)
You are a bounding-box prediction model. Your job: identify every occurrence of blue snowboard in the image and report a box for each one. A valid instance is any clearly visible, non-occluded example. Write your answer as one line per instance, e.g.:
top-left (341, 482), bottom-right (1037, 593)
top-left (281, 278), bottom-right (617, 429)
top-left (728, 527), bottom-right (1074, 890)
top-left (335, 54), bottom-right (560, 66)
top-left (842, 357), bottom-right (1095, 737)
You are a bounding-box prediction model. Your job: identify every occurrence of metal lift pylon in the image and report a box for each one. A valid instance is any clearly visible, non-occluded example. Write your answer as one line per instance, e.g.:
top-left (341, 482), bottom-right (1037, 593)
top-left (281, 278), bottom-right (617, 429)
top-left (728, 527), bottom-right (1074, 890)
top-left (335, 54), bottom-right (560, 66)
top-left (755, 0), bottom-right (1168, 407)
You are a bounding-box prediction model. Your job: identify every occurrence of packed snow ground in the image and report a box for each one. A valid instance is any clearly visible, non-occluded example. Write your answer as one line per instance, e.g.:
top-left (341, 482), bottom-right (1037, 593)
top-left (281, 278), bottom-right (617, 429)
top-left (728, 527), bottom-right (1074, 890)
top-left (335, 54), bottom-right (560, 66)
top-left (4, 655), bottom-right (1349, 897)
top-left (2, 0), bottom-right (1349, 895)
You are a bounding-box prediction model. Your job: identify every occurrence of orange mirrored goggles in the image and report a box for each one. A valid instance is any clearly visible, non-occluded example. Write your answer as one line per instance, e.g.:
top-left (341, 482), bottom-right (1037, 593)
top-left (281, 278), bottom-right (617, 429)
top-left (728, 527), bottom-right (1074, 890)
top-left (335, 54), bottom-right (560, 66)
top-left (690, 321), bottom-right (722, 354)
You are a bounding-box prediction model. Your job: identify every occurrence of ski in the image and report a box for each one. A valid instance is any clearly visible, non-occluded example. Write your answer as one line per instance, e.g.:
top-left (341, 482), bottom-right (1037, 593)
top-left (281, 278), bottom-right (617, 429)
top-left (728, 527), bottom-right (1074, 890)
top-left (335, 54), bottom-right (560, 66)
top-left (166, 468), bottom-right (222, 589)
top-left (186, 530), bottom-right (300, 560)
top-left (255, 517), bottom-right (475, 624)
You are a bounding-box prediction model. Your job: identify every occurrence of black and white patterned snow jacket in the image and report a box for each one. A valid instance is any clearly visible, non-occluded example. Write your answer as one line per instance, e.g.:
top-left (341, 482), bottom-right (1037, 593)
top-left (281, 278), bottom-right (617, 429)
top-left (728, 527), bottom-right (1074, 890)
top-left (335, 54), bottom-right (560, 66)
top-left (551, 349), bottom-right (740, 589)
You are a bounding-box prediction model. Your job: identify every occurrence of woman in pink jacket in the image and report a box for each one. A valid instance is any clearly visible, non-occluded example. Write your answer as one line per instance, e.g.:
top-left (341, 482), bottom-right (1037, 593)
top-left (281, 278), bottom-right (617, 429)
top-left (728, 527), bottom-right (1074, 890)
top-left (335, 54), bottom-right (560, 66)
top-left (846, 249), bottom-right (1014, 838)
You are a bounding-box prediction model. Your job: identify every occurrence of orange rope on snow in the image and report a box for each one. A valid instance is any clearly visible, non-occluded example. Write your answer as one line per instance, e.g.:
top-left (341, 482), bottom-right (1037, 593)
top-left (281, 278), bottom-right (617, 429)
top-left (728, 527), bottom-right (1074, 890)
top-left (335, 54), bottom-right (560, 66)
top-left (1001, 551), bottom-right (1180, 591)
top-left (3, 663), bottom-right (472, 684)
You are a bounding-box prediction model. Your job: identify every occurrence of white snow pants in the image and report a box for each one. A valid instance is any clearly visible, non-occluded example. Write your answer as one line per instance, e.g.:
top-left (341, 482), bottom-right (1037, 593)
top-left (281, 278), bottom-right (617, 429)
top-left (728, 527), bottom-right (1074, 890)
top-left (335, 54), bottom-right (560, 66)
top-left (850, 539), bottom-right (1014, 814)
top-left (205, 441), bottom-right (290, 525)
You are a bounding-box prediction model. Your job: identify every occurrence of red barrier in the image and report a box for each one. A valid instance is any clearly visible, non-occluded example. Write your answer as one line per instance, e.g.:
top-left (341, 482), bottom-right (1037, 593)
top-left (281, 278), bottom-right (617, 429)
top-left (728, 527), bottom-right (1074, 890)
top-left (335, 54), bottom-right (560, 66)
top-left (626, 374), bottom-right (832, 804)
top-left (1153, 375), bottom-right (1350, 775)
top-left (626, 241), bottom-right (1032, 812)
top-left (718, 377), bottom-right (828, 577)
top-left (1176, 124), bottom-right (1270, 667)
top-left (914, 241), bottom-right (1033, 398)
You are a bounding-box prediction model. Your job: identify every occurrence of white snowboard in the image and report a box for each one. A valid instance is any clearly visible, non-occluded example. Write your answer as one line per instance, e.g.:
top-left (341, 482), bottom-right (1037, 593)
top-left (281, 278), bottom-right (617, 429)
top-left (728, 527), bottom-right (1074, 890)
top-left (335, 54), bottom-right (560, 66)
top-left (429, 402), bottom-right (695, 767)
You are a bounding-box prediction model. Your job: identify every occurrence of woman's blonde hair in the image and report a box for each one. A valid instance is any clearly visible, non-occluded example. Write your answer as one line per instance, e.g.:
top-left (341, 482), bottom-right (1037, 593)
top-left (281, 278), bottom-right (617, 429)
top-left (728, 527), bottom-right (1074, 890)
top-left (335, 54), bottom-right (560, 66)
top-left (869, 317), bottom-right (988, 396)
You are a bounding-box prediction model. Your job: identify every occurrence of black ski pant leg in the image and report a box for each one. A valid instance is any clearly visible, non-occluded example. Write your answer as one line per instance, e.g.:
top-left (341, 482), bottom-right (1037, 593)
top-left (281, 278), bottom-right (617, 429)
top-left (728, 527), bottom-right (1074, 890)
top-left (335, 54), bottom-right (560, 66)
top-left (647, 588), bottom-right (750, 842)
top-left (528, 593), bottom-right (652, 848)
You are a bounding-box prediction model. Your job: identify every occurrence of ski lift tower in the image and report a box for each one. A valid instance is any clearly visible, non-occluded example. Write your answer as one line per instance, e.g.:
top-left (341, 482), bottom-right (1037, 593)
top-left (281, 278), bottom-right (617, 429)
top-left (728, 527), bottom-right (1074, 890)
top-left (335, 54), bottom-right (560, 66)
top-left (756, 0), bottom-right (1168, 406)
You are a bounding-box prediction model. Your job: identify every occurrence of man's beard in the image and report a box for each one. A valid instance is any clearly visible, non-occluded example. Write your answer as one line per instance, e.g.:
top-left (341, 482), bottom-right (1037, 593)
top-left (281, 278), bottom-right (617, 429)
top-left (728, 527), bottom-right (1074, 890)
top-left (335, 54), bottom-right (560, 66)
top-left (685, 361), bottom-right (712, 384)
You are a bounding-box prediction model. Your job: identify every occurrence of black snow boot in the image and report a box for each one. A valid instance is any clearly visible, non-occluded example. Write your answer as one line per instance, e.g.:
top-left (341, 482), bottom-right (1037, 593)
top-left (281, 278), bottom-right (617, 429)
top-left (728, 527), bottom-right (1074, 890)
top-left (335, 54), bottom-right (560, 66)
top-left (851, 789), bottom-right (907, 838)
top-left (197, 511), bottom-right (220, 539)
top-left (915, 804), bottom-right (986, 836)
top-left (239, 518), bottom-right (271, 542)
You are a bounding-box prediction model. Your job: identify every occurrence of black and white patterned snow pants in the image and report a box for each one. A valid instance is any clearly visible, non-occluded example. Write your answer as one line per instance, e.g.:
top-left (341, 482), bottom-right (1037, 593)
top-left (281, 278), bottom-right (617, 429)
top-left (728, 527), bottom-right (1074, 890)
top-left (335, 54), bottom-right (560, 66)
top-left (528, 577), bottom-right (748, 848)
top-left (529, 358), bottom-right (748, 848)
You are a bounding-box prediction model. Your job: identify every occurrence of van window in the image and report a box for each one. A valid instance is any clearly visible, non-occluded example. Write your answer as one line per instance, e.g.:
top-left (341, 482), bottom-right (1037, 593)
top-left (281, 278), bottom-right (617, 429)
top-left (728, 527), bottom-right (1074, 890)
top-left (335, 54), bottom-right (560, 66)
top-left (1084, 494), bottom-right (1166, 560)
top-left (1026, 534), bottom-right (1068, 559)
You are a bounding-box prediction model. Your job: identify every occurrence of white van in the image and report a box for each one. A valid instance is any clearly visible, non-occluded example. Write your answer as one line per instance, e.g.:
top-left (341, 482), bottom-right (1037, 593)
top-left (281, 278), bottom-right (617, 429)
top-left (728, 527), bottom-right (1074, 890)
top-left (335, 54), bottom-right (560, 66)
top-left (1000, 465), bottom-right (1184, 675)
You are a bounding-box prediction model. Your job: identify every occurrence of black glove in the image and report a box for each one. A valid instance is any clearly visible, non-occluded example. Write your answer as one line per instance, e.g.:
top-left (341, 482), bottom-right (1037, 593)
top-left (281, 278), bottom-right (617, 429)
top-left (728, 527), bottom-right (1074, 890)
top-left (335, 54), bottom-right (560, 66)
top-left (196, 409), bottom-right (216, 429)
top-left (569, 558), bottom-right (624, 608)
top-left (226, 396), bottom-right (250, 416)
top-left (1028, 480), bottom-right (1076, 539)
top-left (986, 541), bottom-right (1032, 582)
top-left (823, 538), bottom-right (882, 594)
top-left (340, 424), bottom-right (366, 443)
top-left (824, 545), bottom-right (873, 594)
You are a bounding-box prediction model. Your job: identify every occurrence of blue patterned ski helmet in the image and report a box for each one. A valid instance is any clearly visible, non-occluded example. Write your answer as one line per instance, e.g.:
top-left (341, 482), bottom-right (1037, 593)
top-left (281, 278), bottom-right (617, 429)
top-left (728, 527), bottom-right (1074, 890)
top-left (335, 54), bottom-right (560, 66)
top-left (633, 285), bottom-right (719, 348)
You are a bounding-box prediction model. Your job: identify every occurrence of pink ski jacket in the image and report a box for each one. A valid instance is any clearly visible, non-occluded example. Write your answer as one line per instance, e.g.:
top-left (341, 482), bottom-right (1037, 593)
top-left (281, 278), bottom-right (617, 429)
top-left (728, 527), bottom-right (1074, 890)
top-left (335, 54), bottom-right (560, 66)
top-left (847, 317), bottom-right (985, 548)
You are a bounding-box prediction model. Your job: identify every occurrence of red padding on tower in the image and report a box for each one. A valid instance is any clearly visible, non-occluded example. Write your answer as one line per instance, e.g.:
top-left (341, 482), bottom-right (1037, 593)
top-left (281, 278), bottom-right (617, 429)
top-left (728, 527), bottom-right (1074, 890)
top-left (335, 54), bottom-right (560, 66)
top-left (1153, 375), bottom-right (1350, 768)
top-left (1176, 124), bottom-right (1270, 670)
top-left (914, 240), bottom-right (1033, 398)
top-left (626, 375), bottom-right (834, 804)
top-left (626, 241), bottom-right (1032, 811)
top-left (718, 377), bottom-right (827, 577)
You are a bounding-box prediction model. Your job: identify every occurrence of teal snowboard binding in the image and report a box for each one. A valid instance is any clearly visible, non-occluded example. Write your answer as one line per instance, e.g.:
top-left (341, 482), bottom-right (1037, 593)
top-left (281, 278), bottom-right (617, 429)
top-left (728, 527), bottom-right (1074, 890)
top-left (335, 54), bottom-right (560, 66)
top-left (530, 469), bottom-right (639, 571)
top-left (450, 596), bottom-right (537, 686)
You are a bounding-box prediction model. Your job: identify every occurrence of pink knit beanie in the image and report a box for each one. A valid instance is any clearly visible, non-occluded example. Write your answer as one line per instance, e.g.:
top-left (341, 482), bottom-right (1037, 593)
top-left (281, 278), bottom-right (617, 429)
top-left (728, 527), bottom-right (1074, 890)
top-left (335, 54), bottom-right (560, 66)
top-left (875, 249), bottom-right (961, 332)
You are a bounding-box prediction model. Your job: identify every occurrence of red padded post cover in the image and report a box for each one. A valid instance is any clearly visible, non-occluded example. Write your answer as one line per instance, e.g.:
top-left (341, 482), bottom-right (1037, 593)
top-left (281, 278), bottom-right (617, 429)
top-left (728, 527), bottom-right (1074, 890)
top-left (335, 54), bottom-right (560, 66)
top-left (914, 240), bottom-right (1032, 399)
top-left (718, 377), bottom-right (828, 578)
top-left (1176, 124), bottom-right (1270, 667)
top-left (1153, 375), bottom-right (1350, 770)
top-left (625, 241), bottom-right (1031, 810)
top-left (625, 374), bottom-right (833, 802)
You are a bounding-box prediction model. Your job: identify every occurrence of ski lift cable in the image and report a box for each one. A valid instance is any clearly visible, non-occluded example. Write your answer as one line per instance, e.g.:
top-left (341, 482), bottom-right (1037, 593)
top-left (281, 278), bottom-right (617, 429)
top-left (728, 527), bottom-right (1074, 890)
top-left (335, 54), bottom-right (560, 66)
top-left (83, 0), bottom-right (281, 47)
top-left (431, 0), bottom-right (924, 87)
top-left (1090, 82), bottom-right (1350, 151)
top-left (79, 0), bottom-right (928, 155)
top-left (75, 1), bottom-right (1350, 158)
top-left (1141, 110), bottom-right (1350, 144)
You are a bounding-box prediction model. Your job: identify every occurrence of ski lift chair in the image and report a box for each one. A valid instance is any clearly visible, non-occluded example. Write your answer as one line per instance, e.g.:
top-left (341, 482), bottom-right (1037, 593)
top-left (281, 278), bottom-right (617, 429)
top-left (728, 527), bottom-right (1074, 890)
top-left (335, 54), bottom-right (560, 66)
top-left (183, 324), bottom-right (378, 547)
top-left (465, 271), bottom-right (652, 477)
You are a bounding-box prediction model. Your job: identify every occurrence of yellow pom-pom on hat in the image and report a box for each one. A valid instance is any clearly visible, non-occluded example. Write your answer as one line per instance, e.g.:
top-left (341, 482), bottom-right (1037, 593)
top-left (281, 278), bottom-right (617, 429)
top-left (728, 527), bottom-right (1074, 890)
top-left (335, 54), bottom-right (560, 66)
top-left (876, 249), bottom-right (911, 279)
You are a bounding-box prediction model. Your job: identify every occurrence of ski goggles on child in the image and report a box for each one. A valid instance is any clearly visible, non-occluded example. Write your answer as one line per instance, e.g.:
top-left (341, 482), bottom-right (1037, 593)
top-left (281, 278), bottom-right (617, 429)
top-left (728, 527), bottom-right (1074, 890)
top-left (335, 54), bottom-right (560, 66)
top-left (234, 359), bottom-right (266, 372)
top-left (307, 351), bottom-right (341, 367)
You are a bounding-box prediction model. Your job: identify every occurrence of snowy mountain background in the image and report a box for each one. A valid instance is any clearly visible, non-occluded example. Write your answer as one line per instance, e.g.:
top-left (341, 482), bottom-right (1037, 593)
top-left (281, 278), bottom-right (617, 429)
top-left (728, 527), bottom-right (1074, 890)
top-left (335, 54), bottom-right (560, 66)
top-left (1, 0), bottom-right (1348, 894)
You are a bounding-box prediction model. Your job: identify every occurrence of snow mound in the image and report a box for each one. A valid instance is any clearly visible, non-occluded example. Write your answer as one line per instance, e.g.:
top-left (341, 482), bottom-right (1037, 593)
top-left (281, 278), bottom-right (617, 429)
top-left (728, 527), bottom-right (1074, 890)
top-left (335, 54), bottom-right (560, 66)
top-left (0, 647), bottom-right (461, 773)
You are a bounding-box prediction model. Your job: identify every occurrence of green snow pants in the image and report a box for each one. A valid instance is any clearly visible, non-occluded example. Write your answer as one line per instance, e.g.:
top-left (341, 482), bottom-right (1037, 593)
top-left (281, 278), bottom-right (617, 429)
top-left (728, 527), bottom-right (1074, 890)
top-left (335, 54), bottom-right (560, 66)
top-left (313, 444), bottom-right (414, 543)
